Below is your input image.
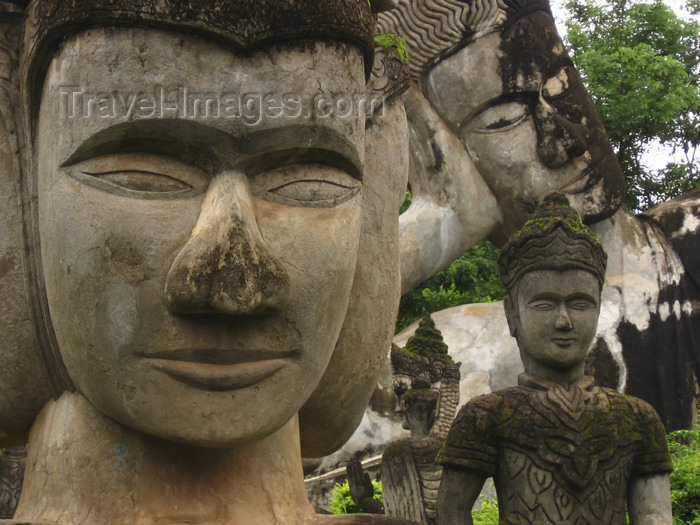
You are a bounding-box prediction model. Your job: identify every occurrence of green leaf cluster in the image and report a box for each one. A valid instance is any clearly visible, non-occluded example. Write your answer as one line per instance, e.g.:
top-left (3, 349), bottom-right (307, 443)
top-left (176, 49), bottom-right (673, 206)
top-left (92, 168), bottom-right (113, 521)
top-left (328, 478), bottom-right (383, 514)
top-left (396, 240), bottom-right (506, 333)
top-left (472, 494), bottom-right (500, 525)
top-left (668, 425), bottom-right (700, 524)
top-left (564, 0), bottom-right (700, 211)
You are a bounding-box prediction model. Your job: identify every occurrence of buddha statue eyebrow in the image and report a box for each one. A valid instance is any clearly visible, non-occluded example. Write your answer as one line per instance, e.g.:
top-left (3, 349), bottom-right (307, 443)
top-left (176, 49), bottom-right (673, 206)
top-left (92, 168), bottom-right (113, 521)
top-left (62, 120), bottom-right (364, 179)
top-left (526, 292), bottom-right (598, 303)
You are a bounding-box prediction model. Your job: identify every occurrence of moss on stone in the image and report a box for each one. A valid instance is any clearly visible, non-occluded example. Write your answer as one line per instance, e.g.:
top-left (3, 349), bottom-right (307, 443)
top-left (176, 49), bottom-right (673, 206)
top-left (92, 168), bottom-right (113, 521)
top-left (513, 193), bottom-right (601, 246)
top-left (404, 314), bottom-right (454, 364)
top-left (403, 387), bottom-right (437, 399)
top-left (373, 33), bottom-right (409, 64)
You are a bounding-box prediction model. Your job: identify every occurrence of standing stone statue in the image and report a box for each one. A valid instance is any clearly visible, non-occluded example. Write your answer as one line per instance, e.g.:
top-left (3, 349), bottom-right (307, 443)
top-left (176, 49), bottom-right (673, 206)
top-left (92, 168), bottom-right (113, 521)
top-left (0, 1), bottom-right (420, 523)
top-left (345, 318), bottom-right (460, 523)
top-left (436, 193), bottom-right (673, 525)
top-left (382, 318), bottom-right (460, 524)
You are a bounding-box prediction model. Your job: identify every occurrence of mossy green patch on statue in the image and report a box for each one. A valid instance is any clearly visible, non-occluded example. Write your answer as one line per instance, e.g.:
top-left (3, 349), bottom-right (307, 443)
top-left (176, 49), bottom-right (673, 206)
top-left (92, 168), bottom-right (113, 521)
top-left (373, 33), bottom-right (409, 64)
top-left (402, 387), bottom-right (437, 399)
top-left (404, 314), bottom-right (454, 364)
top-left (512, 195), bottom-right (601, 246)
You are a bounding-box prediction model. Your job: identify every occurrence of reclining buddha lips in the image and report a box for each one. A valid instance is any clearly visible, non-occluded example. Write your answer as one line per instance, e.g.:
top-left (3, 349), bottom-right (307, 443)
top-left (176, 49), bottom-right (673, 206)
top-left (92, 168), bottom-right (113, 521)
top-left (141, 349), bottom-right (298, 391)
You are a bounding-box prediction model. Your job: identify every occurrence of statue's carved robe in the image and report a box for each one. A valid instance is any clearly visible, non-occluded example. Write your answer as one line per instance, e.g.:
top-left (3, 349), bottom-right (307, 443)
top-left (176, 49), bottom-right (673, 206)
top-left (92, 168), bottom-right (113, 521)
top-left (438, 374), bottom-right (672, 525)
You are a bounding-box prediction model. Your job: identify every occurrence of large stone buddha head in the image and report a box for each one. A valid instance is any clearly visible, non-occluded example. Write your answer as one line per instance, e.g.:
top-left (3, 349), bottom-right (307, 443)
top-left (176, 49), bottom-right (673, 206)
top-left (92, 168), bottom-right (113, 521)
top-left (0, 0), bottom-right (409, 459)
top-left (379, 0), bottom-right (625, 243)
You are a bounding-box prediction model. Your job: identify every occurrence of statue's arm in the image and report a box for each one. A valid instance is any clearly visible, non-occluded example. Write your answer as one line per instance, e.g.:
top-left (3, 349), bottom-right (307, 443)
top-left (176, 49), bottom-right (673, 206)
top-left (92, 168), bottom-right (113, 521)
top-left (627, 473), bottom-right (672, 525)
top-left (399, 83), bottom-right (502, 293)
top-left (436, 467), bottom-right (486, 525)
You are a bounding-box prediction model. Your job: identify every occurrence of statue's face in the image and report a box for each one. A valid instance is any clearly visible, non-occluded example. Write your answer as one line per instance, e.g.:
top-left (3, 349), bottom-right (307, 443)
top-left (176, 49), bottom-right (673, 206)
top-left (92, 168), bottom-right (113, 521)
top-left (424, 11), bottom-right (624, 240)
top-left (37, 29), bottom-right (371, 447)
top-left (508, 269), bottom-right (600, 371)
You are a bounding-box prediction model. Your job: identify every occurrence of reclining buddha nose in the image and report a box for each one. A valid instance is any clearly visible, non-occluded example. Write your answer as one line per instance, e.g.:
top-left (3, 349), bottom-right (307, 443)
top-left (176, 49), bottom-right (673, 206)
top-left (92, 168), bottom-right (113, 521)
top-left (164, 172), bottom-right (290, 316)
top-left (533, 102), bottom-right (587, 168)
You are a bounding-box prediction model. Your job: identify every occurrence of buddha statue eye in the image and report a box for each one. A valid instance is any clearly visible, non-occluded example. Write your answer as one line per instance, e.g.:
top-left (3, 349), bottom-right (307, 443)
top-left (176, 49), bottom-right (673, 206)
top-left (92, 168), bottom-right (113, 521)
top-left (68, 152), bottom-right (209, 199)
top-left (568, 299), bottom-right (597, 310)
top-left (529, 299), bottom-right (557, 310)
top-left (85, 170), bottom-right (191, 192)
top-left (469, 100), bottom-right (529, 134)
top-left (250, 163), bottom-right (360, 208)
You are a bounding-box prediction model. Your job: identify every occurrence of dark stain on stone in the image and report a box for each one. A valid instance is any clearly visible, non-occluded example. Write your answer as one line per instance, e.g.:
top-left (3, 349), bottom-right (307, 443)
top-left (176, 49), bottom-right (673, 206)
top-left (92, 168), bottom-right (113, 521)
top-left (165, 217), bottom-right (290, 315)
top-left (0, 253), bottom-right (17, 279)
top-left (429, 137), bottom-right (445, 174)
top-left (641, 189), bottom-right (700, 289)
top-left (618, 274), bottom-right (700, 432)
top-left (584, 338), bottom-right (619, 389)
top-left (104, 237), bottom-right (149, 283)
top-left (106, 237), bottom-right (144, 267)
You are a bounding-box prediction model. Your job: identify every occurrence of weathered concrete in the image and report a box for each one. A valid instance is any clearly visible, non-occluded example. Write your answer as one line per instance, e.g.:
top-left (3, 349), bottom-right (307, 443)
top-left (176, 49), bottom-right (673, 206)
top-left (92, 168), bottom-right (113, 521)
top-left (0, 1), bottom-right (413, 522)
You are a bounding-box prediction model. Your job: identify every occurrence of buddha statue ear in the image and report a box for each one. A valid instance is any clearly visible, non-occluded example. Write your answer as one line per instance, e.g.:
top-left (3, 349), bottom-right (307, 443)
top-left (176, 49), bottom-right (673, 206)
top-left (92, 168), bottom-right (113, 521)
top-left (299, 43), bottom-right (410, 457)
top-left (0, 8), bottom-right (55, 449)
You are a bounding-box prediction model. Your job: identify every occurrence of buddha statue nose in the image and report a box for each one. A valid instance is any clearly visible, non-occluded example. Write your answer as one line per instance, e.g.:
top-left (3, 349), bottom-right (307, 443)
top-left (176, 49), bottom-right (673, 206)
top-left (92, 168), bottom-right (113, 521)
top-left (533, 102), bottom-right (587, 168)
top-left (164, 172), bottom-right (290, 316)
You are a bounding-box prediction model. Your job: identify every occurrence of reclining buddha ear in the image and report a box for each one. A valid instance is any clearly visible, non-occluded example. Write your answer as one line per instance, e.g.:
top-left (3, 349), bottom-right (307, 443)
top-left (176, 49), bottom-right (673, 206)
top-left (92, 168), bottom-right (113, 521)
top-left (298, 43), bottom-right (410, 457)
top-left (0, 9), bottom-right (55, 449)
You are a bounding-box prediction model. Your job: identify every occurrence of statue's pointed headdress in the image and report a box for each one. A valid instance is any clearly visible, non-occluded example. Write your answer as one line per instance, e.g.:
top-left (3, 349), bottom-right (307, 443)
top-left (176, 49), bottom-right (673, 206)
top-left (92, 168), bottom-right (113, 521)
top-left (498, 192), bottom-right (607, 290)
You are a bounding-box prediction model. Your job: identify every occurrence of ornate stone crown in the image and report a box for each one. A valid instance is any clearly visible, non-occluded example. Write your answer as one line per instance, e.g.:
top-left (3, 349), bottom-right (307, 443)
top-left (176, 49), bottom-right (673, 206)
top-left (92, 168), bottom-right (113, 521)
top-left (498, 192), bottom-right (607, 290)
top-left (392, 315), bottom-right (459, 394)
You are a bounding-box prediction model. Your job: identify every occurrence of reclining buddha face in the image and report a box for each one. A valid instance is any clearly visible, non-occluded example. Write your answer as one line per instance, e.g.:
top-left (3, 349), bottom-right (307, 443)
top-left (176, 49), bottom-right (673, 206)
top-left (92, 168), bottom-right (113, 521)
top-left (36, 27), bottom-right (375, 447)
top-left (423, 10), bottom-right (625, 241)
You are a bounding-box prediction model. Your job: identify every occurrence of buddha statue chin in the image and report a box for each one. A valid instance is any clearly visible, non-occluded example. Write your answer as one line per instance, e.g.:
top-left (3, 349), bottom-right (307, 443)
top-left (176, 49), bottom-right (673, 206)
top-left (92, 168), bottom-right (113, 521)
top-left (0, 1), bottom-right (414, 523)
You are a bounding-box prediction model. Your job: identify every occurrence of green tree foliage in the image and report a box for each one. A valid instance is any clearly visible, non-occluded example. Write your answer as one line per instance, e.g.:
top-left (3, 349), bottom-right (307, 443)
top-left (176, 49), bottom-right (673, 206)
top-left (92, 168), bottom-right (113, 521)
top-left (563, 0), bottom-right (700, 211)
top-left (472, 494), bottom-right (500, 525)
top-left (328, 478), bottom-right (383, 514)
top-left (668, 424), bottom-right (700, 524)
top-left (396, 240), bottom-right (506, 333)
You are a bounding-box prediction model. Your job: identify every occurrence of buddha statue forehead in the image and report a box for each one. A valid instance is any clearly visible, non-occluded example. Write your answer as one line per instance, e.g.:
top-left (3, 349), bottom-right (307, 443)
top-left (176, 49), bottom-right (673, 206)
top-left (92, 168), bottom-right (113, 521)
top-left (21, 0), bottom-right (378, 120)
top-left (23, 0), bottom-right (375, 51)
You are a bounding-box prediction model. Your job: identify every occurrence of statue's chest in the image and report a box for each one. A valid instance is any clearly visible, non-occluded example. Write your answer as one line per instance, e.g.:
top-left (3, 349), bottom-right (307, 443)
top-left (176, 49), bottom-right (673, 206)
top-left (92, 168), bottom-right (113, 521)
top-left (492, 389), bottom-right (641, 524)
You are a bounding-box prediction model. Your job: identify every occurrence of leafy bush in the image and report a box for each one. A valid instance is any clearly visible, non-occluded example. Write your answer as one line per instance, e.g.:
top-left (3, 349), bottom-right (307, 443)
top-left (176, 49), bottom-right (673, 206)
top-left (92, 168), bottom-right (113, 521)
top-left (328, 478), bottom-right (383, 514)
top-left (668, 425), bottom-right (700, 525)
top-left (396, 240), bottom-right (506, 333)
top-left (472, 494), bottom-right (499, 525)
